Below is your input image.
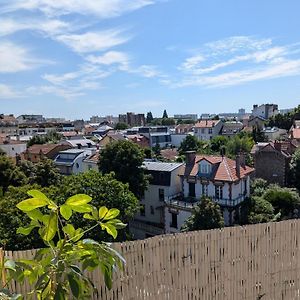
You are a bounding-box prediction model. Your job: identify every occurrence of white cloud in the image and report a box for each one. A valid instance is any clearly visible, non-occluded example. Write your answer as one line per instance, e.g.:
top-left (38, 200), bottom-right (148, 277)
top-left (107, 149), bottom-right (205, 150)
top-left (0, 18), bottom-right (71, 37)
top-left (1, 0), bottom-right (155, 18)
top-left (0, 84), bottom-right (20, 98)
top-left (175, 36), bottom-right (300, 88)
top-left (86, 51), bottom-right (129, 66)
top-left (56, 29), bottom-right (130, 53)
top-left (26, 85), bottom-right (85, 99)
top-left (0, 42), bottom-right (50, 73)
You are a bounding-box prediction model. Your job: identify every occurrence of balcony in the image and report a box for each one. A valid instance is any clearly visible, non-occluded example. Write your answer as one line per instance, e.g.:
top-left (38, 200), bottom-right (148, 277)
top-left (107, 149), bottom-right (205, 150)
top-left (165, 193), bottom-right (246, 209)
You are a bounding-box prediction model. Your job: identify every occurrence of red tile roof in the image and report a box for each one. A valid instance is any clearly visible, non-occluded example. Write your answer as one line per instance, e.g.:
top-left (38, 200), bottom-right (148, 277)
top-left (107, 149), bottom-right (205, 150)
top-left (181, 155), bottom-right (254, 182)
top-left (194, 120), bottom-right (221, 128)
top-left (27, 144), bottom-right (60, 155)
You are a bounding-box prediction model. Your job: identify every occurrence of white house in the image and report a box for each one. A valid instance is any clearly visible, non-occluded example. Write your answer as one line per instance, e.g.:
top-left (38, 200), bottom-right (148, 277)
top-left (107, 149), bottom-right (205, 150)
top-left (0, 138), bottom-right (27, 157)
top-left (129, 161), bottom-right (184, 239)
top-left (194, 120), bottom-right (223, 141)
top-left (54, 149), bottom-right (95, 175)
top-left (251, 104), bottom-right (278, 119)
top-left (164, 151), bottom-right (254, 233)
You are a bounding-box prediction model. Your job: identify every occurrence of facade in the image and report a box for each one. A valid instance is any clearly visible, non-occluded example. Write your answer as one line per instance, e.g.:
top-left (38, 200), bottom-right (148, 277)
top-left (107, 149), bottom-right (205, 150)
top-left (130, 161), bottom-right (184, 239)
top-left (251, 141), bottom-right (297, 186)
top-left (174, 114), bottom-right (198, 121)
top-left (171, 133), bottom-right (190, 148)
top-left (17, 114), bottom-right (45, 124)
top-left (251, 104), bottom-right (278, 119)
top-left (165, 152), bottom-right (254, 232)
top-left (0, 138), bottom-right (27, 157)
top-left (0, 114), bottom-right (19, 135)
top-left (99, 132), bottom-right (126, 148)
top-left (54, 149), bottom-right (94, 175)
top-left (82, 152), bottom-right (100, 172)
top-left (126, 134), bottom-right (149, 148)
top-left (139, 126), bottom-right (171, 148)
top-left (119, 112), bottom-right (145, 127)
top-left (248, 116), bottom-right (266, 129)
top-left (194, 120), bottom-right (223, 141)
top-left (221, 121), bottom-right (244, 137)
top-left (24, 144), bottom-right (71, 163)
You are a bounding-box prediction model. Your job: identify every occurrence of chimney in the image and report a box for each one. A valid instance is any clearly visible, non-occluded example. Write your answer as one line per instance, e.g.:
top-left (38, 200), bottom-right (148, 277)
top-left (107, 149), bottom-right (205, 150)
top-left (240, 152), bottom-right (245, 168)
top-left (185, 151), bottom-right (196, 165)
top-left (274, 140), bottom-right (281, 152)
top-left (236, 154), bottom-right (240, 178)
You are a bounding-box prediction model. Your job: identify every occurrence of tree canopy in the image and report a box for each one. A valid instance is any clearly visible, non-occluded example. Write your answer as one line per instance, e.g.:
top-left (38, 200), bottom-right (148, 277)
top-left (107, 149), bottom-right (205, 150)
top-left (98, 140), bottom-right (148, 198)
top-left (27, 131), bottom-right (62, 147)
top-left (181, 197), bottom-right (224, 231)
top-left (289, 148), bottom-right (300, 191)
top-left (162, 109), bottom-right (168, 119)
top-left (114, 122), bottom-right (128, 130)
top-left (146, 111), bottom-right (154, 124)
top-left (179, 135), bottom-right (207, 155)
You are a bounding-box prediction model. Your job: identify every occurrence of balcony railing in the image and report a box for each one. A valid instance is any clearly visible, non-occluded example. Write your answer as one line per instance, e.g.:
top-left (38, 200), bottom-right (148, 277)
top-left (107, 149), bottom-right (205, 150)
top-left (165, 193), bottom-right (246, 209)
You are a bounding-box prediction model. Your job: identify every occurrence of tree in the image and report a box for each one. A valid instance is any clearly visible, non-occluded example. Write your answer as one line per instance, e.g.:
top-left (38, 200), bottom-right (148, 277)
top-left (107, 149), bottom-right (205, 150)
top-left (210, 136), bottom-right (228, 153)
top-left (0, 155), bottom-right (26, 192)
top-left (250, 178), bottom-right (269, 197)
top-left (289, 148), bottom-right (300, 191)
top-left (34, 159), bottom-right (62, 187)
top-left (162, 109), bottom-right (168, 119)
top-left (161, 118), bottom-right (175, 126)
top-left (1, 190), bottom-right (126, 299)
top-left (27, 131), bottom-right (62, 147)
top-left (152, 143), bottom-right (161, 156)
top-left (98, 140), bottom-right (148, 198)
top-left (262, 185), bottom-right (300, 218)
top-left (252, 126), bottom-right (267, 143)
top-left (179, 135), bottom-right (205, 155)
top-left (146, 111), bottom-right (154, 124)
top-left (181, 197), bottom-right (224, 231)
top-left (0, 172), bottom-right (139, 250)
top-left (247, 196), bottom-right (276, 224)
top-left (114, 122), bottom-right (128, 130)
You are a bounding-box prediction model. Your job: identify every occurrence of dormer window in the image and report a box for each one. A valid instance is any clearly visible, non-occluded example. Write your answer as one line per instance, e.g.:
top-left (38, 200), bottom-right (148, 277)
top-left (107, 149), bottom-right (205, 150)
top-left (200, 163), bottom-right (211, 174)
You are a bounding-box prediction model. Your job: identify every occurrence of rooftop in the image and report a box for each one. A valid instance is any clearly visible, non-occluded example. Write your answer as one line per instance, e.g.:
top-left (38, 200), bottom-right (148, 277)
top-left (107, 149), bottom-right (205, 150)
top-left (143, 161), bottom-right (183, 172)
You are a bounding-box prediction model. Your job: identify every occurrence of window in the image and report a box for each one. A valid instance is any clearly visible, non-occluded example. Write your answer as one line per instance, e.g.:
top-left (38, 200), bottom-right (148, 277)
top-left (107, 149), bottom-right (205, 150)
top-left (170, 213), bottom-right (178, 228)
top-left (140, 204), bottom-right (146, 216)
top-left (208, 128), bottom-right (212, 134)
top-left (200, 163), bottom-right (211, 174)
top-left (150, 206), bottom-right (154, 215)
top-left (159, 188), bottom-right (165, 201)
top-left (215, 186), bottom-right (223, 200)
top-left (201, 128), bottom-right (205, 134)
top-left (189, 183), bottom-right (196, 197)
top-left (202, 184), bottom-right (208, 196)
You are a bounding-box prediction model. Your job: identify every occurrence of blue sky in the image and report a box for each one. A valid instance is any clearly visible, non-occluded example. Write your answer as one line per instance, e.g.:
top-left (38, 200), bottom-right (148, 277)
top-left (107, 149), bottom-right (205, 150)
top-left (1, 0), bottom-right (300, 119)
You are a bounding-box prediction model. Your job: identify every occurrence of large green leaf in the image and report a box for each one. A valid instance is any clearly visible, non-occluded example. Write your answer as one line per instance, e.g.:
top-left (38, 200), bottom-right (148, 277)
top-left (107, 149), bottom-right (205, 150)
top-left (60, 205), bottom-right (72, 220)
top-left (104, 208), bottom-right (120, 220)
top-left (40, 212), bottom-right (57, 242)
top-left (17, 225), bottom-right (37, 236)
top-left (26, 209), bottom-right (43, 221)
top-left (16, 198), bottom-right (48, 212)
top-left (99, 206), bottom-right (108, 219)
top-left (65, 194), bottom-right (92, 206)
top-left (27, 190), bottom-right (50, 203)
top-left (102, 223), bottom-right (117, 239)
top-left (63, 224), bottom-right (75, 237)
top-left (71, 204), bottom-right (92, 213)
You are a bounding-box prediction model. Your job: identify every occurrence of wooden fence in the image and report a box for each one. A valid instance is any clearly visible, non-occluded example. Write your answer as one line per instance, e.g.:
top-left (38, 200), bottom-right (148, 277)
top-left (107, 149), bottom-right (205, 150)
top-left (5, 220), bottom-right (300, 299)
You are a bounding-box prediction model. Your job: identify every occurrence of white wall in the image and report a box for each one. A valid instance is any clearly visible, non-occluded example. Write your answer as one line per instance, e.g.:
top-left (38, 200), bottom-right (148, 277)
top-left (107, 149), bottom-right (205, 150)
top-left (165, 208), bottom-right (191, 234)
top-left (171, 134), bottom-right (188, 147)
top-left (0, 143), bottom-right (26, 157)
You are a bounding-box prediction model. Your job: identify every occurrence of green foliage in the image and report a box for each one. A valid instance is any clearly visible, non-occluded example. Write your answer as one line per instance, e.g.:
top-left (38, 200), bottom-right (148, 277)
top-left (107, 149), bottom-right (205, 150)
top-left (114, 122), bottom-right (128, 130)
top-left (250, 178), bottom-right (269, 197)
top-left (176, 119), bottom-right (195, 125)
top-left (263, 185), bottom-right (300, 218)
top-left (181, 197), bottom-right (224, 232)
top-left (1, 190), bottom-right (126, 299)
top-left (98, 140), bottom-right (148, 198)
top-left (152, 143), bottom-right (161, 156)
top-left (18, 159), bottom-right (61, 187)
top-left (179, 135), bottom-right (207, 155)
top-left (161, 118), bottom-right (175, 126)
top-left (226, 134), bottom-right (254, 156)
top-left (267, 105), bottom-right (300, 130)
top-left (210, 136), bottom-right (228, 153)
top-left (0, 172), bottom-right (138, 250)
top-left (0, 155), bottom-right (26, 192)
top-left (27, 131), bottom-right (62, 147)
top-left (289, 148), bottom-right (300, 191)
top-left (252, 126), bottom-right (267, 143)
top-left (146, 111), bottom-right (154, 124)
top-left (247, 196), bottom-right (276, 224)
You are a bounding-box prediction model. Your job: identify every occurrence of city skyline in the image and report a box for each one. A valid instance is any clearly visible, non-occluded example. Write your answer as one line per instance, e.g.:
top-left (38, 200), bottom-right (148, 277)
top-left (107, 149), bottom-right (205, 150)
top-left (1, 0), bottom-right (300, 119)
